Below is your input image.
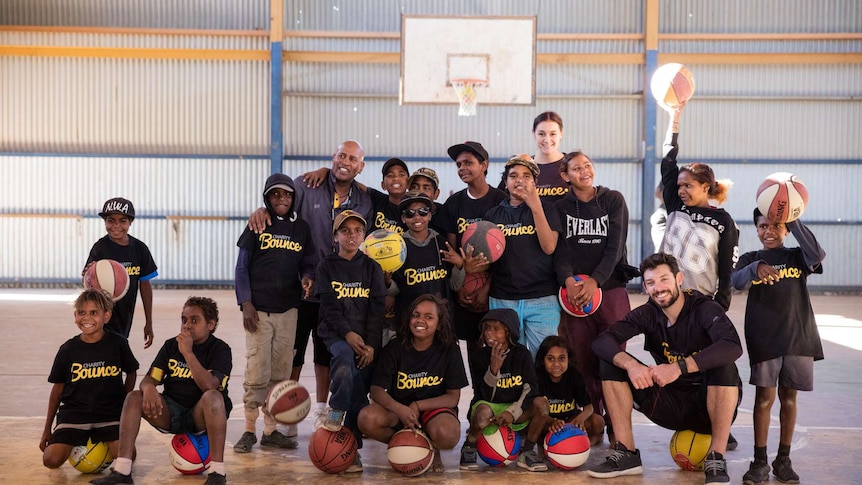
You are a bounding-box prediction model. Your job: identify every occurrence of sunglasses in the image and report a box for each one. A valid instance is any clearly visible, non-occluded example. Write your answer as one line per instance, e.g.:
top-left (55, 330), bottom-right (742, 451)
top-left (402, 207), bottom-right (431, 218)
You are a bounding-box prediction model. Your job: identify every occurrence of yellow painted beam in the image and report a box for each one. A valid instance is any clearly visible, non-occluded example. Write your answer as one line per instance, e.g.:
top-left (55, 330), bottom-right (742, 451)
top-left (660, 32), bottom-right (862, 41)
top-left (270, 0), bottom-right (283, 44)
top-left (0, 45), bottom-right (269, 61)
top-left (0, 25), bottom-right (267, 37)
top-left (282, 51), bottom-right (400, 63)
top-left (659, 53), bottom-right (862, 65)
top-left (644, 0), bottom-right (660, 50)
top-left (537, 53), bottom-right (643, 64)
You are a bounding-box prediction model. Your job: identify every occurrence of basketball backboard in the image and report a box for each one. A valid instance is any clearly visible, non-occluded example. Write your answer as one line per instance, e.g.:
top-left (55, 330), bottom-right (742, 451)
top-left (400, 16), bottom-right (536, 107)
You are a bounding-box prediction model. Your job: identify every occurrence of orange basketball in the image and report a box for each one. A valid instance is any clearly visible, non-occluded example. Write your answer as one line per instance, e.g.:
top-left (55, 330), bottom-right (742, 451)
top-left (387, 429), bottom-right (434, 476)
top-left (462, 271), bottom-right (490, 294)
top-left (756, 172), bottom-right (808, 223)
top-left (462, 221), bottom-right (506, 262)
top-left (309, 427), bottom-right (357, 474)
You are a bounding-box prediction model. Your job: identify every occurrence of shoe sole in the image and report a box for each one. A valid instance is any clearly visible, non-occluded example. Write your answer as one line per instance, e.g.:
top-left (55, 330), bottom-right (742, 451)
top-left (260, 441), bottom-right (298, 449)
top-left (459, 464), bottom-right (479, 471)
top-left (587, 465), bottom-right (644, 478)
top-left (322, 424), bottom-right (343, 432)
top-left (774, 478), bottom-right (799, 484)
top-left (233, 445), bottom-right (253, 453)
top-left (516, 462), bottom-right (548, 472)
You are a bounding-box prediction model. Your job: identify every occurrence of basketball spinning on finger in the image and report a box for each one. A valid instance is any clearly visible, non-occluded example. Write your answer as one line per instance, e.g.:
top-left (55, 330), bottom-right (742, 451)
top-left (651, 63), bottom-right (696, 109)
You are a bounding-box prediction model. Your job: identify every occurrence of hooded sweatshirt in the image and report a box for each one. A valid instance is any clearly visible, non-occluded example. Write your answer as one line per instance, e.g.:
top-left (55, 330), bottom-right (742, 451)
top-left (235, 173), bottom-right (316, 312)
top-left (551, 186), bottom-right (637, 289)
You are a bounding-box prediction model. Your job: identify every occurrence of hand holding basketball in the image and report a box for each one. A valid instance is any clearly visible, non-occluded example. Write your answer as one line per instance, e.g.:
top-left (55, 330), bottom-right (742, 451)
top-left (489, 410), bottom-right (514, 427)
top-left (394, 402), bottom-right (421, 431)
top-left (569, 275), bottom-right (598, 307)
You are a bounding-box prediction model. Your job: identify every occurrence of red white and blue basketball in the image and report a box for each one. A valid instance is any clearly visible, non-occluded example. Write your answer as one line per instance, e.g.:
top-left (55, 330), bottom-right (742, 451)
top-left (462, 221), bottom-right (506, 263)
top-left (68, 438), bottom-right (113, 473)
top-left (387, 429), bottom-right (434, 476)
top-left (82, 259), bottom-right (130, 302)
top-left (756, 172), bottom-right (808, 223)
top-left (361, 229), bottom-right (407, 272)
top-left (543, 424), bottom-right (591, 470)
top-left (169, 432), bottom-right (210, 475)
top-left (651, 63), bottom-right (696, 109)
top-left (265, 379), bottom-right (311, 425)
top-left (669, 429), bottom-right (712, 471)
top-left (476, 425), bottom-right (521, 466)
top-left (558, 275), bottom-right (603, 317)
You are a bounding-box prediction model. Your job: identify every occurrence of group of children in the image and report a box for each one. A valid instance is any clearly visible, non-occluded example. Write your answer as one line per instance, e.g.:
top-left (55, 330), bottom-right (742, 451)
top-left (40, 105), bottom-right (825, 484)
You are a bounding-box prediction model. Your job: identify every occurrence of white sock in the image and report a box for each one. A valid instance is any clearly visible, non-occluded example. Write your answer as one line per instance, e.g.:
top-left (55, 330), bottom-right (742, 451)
top-left (313, 402), bottom-right (327, 413)
top-left (113, 457), bottom-right (132, 475)
top-left (207, 461), bottom-right (225, 476)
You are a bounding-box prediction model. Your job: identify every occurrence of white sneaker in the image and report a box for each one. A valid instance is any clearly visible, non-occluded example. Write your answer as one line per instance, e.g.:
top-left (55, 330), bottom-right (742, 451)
top-left (285, 424), bottom-right (298, 438)
top-left (312, 404), bottom-right (329, 430)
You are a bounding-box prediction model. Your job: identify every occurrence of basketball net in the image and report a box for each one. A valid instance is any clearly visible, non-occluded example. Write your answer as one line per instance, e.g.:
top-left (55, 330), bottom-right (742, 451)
top-left (451, 78), bottom-right (486, 117)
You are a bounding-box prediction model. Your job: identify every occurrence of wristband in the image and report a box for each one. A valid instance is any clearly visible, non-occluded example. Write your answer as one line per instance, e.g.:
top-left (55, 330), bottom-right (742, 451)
top-left (677, 359), bottom-right (689, 376)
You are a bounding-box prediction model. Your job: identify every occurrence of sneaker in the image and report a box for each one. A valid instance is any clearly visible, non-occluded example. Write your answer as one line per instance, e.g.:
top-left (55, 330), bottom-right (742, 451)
top-left (313, 404), bottom-right (329, 430)
top-left (260, 430), bottom-right (298, 449)
top-left (742, 461), bottom-right (771, 484)
top-left (203, 473), bottom-right (227, 485)
top-left (345, 454), bottom-right (363, 473)
top-left (323, 409), bottom-right (346, 432)
top-left (726, 432), bottom-right (738, 451)
top-left (772, 457), bottom-right (800, 483)
top-left (704, 451), bottom-right (730, 484)
top-left (459, 442), bottom-right (479, 471)
top-left (587, 442), bottom-right (643, 478)
top-left (90, 471), bottom-right (134, 485)
top-left (233, 432), bottom-right (257, 453)
top-left (285, 424), bottom-right (298, 437)
top-left (517, 449), bottom-right (548, 472)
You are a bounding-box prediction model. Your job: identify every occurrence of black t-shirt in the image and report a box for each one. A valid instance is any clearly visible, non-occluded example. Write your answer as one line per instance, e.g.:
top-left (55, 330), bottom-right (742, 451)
top-left (49, 332), bottom-right (139, 424)
top-left (390, 233), bottom-right (453, 323)
top-left (484, 200), bottom-right (558, 299)
top-left (148, 335), bottom-right (233, 413)
top-left (498, 158), bottom-right (569, 205)
top-left (236, 215), bottom-right (316, 312)
top-left (368, 188), bottom-right (406, 234)
top-left (373, 339), bottom-right (468, 405)
top-left (85, 235), bottom-right (158, 338)
top-left (538, 369), bottom-right (592, 421)
top-left (441, 187), bottom-right (508, 248)
top-left (737, 247), bottom-right (824, 363)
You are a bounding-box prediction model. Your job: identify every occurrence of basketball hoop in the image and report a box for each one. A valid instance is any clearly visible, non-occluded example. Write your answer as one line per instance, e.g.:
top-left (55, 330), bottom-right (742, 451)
top-left (450, 78), bottom-right (487, 117)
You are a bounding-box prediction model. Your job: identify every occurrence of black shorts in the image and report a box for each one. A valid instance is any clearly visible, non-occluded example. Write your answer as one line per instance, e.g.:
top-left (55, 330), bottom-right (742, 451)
top-left (49, 423), bottom-right (119, 446)
top-left (293, 301), bottom-right (332, 368)
top-left (599, 359), bottom-right (741, 434)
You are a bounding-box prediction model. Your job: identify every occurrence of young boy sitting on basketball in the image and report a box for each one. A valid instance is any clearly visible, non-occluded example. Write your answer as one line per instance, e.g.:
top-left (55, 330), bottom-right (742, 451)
top-left (41, 289), bottom-right (139, 470)
top-left (731, 209), bottom-right (825, 484)
top-left (92, 296), bottom-right (232, 485)
top-left (315, 210), bottom-right (387, 473)
top-left (460, 308), bottom-right (545, 472)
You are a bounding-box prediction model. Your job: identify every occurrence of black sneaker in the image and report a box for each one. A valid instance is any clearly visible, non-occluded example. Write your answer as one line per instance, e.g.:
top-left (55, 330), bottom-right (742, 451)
top-left (587, 442), bottom-right (643, 478)
top-left (203, 472), bottom-right (227, 485)
top-left (772, 456), bottom-right (800, 483)
top-left (90, 471), bottom-right (134, 485)
top-left (233, 431), bottom-right (257, 453)
top-left (742, 460), bottom-right (770, 484)
top-left (704, 451), bottom-right (730, 484)
top-left (726, 432), bottom-right (738, 451)
top-left (459, 442), bottom-right (479, 471)
top-left (260, 430), bottom-right (297, 449)
top-left (517, 449), bottom-right (548, 472)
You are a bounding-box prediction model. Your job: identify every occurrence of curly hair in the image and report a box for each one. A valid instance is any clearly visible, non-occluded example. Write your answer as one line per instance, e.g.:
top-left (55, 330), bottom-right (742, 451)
top-left (74, 288), bottom-right (114, 313)
top-left (184, 296), bottom-right (220, 332)
top-left (397, 294), bottom-right (454, 348)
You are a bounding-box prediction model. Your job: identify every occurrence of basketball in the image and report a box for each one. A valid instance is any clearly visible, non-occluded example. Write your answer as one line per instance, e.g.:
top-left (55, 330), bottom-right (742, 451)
top-left (462, 221), bottom-right (506, 263)
top-left (169, 432), bottom-right (210, 475)
top-left (82, 259), bottom-right (130, 302)
top-left (265, 380), bottom-right (310, 425)
top-left (544, 424), bottom-right (591, 470)
top-left (462, 271), bottom-right (490, 294)
top-left (387, 429), bottom-right (434, 476)
top-left (476, 424), bottom-right (521, 466)
top-left (67, 438), bottom-right (113, 474)
top-left (558, 275), bottom-right (603, 317)
top-left (669, 430), bottom-right (712, 471)
top-left (650, 63), bottom-right (696, 109)
top-left (360, 229), bottom-right (407, 273)
top-left (309, 427), bottom-right (358, 474)
top-left (756, 172), bottom-right (809, 223)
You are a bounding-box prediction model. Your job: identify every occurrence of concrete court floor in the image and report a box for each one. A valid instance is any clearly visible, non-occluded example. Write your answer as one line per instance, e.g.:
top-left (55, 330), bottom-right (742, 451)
top-left (1, 288), bottom-right (861, 484)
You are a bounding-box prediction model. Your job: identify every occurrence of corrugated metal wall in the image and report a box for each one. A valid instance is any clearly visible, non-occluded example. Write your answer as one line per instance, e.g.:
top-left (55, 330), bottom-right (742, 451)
top-left (2, 0), bottom-right (860, 287)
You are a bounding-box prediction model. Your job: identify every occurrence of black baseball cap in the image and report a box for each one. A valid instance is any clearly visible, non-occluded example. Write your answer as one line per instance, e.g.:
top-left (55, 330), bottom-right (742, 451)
top-left (398, 190), bottom-right (435, 212)
top-left (447, 141), bottom-right (489, 163)
top-left (99, 197), bottom-right (135, 220)
top-left (382, 157), bottom-right (409, 176)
